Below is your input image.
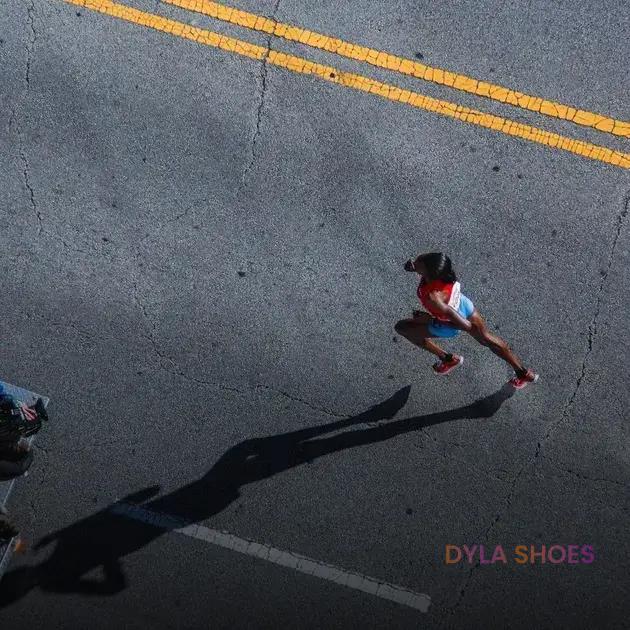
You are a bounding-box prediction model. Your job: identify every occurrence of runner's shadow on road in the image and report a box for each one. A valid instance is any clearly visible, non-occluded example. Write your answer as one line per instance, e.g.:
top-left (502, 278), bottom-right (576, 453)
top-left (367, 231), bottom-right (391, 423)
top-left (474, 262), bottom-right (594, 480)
top-left (0, 384), bottom-right (513, 604)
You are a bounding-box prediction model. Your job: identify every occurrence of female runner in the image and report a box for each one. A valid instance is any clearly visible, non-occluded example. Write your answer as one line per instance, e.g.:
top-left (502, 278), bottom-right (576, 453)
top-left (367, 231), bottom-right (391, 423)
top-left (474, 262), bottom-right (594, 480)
top-left (395, 252), bottom-right (538, 389)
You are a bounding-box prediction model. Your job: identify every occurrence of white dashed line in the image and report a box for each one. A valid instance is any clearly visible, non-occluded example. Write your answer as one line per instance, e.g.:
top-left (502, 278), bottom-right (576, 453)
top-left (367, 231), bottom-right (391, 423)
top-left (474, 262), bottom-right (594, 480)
top-left (111, 502), bottom-right (431, 612)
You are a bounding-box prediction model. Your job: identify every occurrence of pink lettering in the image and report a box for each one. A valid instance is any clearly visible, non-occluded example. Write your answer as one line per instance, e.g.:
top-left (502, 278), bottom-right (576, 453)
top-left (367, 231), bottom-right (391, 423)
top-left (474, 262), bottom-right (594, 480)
top-left (491, 545), bottom-right (507, 564)
top-left (463, 545), bottom-right (478, 563)
top-left (581, 545), bottom-right (595, 564)
top-left (548, 545), bottom-right (566, 564)
top-left (567, 545), bottom-right (580, 564)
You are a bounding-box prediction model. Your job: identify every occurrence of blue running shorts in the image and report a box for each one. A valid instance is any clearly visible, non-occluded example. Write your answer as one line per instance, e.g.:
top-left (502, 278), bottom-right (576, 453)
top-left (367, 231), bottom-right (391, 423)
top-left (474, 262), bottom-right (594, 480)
top-left (427, 295), bottom-right (475, 338)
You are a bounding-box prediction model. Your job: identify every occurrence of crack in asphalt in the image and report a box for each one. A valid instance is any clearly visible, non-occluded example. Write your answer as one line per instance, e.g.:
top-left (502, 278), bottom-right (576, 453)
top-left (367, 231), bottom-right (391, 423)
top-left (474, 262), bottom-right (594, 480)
top-left (539, 460), bottom-right (630, 490)
top-left (25, 0), bottom-right (36, 86)
top-left (18, 127), bottom-right (41, 233)
top-left (11, 1), bottom-right (91, 255)
top-left (410, 438), bottom-right (512, 485)
top-left (130, 206), bottom-right (193, 374)
top-left (516, 189), bottom-right (630, 476)
top-left (241, 0), bottom-right (281, 185)
top-left (132, 279), bottom-right (178, 370)
top-left (162, 364), bottom-right (348, 419)
top-left (17, 0), bottom-right (42, 234)
top-left (142, 350), bottom-right (349, 419)
top-left (129, 200), bottom-right (348, 419)
top-left (446, 190), bottom-right (630, 619)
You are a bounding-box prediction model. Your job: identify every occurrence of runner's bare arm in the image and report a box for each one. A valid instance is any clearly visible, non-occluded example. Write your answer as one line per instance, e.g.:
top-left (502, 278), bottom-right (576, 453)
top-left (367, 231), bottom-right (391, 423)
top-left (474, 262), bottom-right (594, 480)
top-left (426, 291), bottom-right (472, 331)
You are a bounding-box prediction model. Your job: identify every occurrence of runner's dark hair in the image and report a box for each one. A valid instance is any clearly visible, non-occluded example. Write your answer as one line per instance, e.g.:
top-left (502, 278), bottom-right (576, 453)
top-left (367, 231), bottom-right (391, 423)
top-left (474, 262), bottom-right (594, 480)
top-left (415, 252), bottom-right (457, 282)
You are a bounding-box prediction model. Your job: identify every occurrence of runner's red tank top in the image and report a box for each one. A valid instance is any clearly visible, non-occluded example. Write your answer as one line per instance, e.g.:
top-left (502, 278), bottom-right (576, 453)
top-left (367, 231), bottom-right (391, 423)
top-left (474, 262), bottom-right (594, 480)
top-left (417, 278), bottom-right (461, 322)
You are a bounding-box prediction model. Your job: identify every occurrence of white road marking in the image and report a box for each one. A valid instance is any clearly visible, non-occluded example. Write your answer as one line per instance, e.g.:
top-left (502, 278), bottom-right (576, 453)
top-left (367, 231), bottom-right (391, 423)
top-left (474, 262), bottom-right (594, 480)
top-left (111, 501), bottom-right (431, 612)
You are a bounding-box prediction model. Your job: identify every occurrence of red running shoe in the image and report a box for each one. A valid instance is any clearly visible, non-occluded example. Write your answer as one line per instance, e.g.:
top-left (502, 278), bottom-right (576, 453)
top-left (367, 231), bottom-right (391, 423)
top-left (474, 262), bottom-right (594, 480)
top-left (509, 369), bottom-right (539, 389)
top-left (432, 354), bottom-right (463, 375)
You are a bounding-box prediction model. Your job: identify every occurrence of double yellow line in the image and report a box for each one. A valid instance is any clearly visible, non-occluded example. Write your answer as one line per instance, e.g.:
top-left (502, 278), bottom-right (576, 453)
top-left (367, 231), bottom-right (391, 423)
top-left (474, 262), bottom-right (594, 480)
top-left (166, 0), bottom-right (628, 139)
top-left (65, 0), bottom-right (630, 169)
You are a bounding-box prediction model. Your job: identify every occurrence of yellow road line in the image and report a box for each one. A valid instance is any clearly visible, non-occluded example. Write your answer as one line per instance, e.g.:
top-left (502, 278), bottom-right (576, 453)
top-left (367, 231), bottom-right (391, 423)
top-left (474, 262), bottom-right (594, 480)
top-left (163, 0), bottom-right (630, 139)
top-left (64, 0), bottom-right (630, 170)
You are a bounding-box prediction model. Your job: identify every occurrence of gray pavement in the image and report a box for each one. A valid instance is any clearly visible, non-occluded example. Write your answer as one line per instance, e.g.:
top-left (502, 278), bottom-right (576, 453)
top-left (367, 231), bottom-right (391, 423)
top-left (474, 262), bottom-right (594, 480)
top-left (0, 0), bottom-right (628, 628)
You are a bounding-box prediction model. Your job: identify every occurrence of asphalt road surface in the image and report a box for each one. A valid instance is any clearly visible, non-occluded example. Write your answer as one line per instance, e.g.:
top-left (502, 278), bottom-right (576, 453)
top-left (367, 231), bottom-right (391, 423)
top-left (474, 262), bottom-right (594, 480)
top-left (0, 0), bottom-right (629, 628)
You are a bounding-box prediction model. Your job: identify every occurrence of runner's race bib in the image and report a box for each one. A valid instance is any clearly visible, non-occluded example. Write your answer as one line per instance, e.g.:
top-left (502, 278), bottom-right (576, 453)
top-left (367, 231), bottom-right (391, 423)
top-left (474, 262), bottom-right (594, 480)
top-left (448, 282), bottom-right (461, 311)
